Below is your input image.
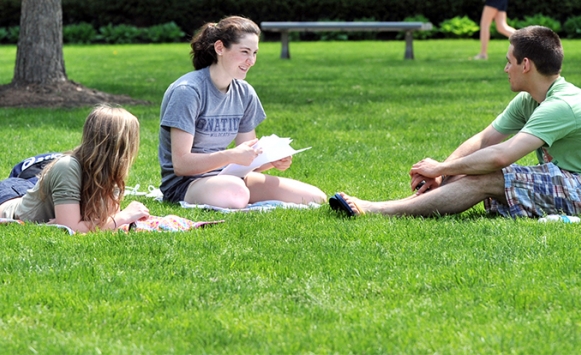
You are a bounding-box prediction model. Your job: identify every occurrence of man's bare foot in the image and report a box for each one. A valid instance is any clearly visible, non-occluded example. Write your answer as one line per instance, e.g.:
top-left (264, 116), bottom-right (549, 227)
top-left (338, 192), bottom-right (372, 216)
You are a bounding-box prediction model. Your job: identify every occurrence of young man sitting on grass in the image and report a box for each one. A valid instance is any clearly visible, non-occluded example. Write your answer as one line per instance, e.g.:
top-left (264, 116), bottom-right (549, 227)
top-left (331, 26), bottom-right (581, 218)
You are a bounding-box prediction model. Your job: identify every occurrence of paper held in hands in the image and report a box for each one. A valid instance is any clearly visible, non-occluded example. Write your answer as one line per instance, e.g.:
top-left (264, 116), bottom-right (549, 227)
top-left (219, 134), bottom-right (311, 177)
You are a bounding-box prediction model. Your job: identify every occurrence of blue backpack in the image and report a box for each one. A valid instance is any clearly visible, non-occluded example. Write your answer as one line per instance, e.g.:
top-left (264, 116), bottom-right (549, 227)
top-left (8, 152), bottom-right (63, 183)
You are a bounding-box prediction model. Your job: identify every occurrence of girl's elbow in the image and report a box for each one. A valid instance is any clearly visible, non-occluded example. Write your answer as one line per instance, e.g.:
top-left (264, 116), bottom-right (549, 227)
top-left (173, 160), bottom-right (191, 176)
top-left (174, 165), bottom-right (187, 176)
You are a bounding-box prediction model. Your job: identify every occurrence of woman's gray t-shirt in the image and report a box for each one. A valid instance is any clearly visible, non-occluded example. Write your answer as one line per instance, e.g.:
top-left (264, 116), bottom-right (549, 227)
top-left (158, 67), bottom-right (266, 194)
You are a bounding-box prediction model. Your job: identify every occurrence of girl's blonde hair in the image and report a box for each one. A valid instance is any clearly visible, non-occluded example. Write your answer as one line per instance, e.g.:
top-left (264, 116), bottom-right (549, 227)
top-left (41, 104), bottom-right (140, 229)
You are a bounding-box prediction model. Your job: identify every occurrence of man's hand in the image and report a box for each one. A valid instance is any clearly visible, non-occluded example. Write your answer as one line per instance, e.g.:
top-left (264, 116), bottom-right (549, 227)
top-left (410, 158), bottom-right (445, 194)
top-left (410, 158), bottom-right (443, 178)
top-left (411, 174), bottom-right (442, 194)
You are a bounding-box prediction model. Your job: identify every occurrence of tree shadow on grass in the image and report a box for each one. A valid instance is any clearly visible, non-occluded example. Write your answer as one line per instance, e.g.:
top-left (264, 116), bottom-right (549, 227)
top-left (0, 80), bottom-right (150, 108)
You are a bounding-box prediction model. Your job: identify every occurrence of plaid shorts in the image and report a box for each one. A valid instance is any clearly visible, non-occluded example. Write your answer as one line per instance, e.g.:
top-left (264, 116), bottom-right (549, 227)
top-left (485, 163), bottom-right (581, 218)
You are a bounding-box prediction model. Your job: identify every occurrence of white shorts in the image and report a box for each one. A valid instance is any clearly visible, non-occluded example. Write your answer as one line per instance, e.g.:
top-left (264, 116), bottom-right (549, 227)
top-left (0, 198), bottom-right (22, 220)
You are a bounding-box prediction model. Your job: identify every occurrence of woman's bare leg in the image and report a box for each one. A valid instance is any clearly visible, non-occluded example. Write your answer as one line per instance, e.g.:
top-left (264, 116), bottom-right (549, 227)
top-left (245, 172), bottom-right (326, 204)
top-left (184, 175), bottom-right (250, 209)
top-left (494, 11), bottom-right (515, 37)
top-left (475, 6), bottom-right (499, 59)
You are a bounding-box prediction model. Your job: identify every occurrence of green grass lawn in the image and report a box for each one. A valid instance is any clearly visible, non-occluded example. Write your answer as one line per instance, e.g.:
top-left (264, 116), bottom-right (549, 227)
top-left (1, 38), bottom-right (581, 354)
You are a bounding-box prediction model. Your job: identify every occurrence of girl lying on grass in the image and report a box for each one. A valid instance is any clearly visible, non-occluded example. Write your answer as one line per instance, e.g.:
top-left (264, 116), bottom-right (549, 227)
top-left (158, 15), bottom-right (326, 208)
top-left (0, 104), bottom-right (150, 232)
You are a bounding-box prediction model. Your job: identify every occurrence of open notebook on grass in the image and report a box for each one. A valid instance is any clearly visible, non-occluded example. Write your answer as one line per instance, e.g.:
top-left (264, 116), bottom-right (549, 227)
top-left (219, 134), bottom-right (311, 177)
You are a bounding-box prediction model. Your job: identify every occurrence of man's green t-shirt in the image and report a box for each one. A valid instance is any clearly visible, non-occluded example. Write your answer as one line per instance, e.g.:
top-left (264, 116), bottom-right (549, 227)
top-left (15, 155), bottom-right (82, 222)
top-left (492, 77), bottom-right (581, 173)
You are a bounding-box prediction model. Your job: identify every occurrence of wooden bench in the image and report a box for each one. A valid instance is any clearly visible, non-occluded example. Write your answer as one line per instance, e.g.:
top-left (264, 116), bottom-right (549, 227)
top-left (261, 21), bottom-right (433, 60)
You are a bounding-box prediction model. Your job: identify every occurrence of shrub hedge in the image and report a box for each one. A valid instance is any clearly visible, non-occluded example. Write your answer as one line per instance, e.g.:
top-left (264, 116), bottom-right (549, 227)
top-left (1, 0), bottom-right (580, 41)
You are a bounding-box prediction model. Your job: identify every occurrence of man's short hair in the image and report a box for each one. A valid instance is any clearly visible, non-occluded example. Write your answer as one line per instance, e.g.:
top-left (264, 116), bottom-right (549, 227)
top-left (509, 26), bottom-right (563, 76)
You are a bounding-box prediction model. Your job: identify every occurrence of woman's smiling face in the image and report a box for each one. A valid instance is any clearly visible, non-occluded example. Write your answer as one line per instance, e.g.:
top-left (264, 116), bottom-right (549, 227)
top-left (219, 33), bottom-right (259, 81)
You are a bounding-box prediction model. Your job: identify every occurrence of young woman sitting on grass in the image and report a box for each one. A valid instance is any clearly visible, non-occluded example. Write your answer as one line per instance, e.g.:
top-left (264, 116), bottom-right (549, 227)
top-left (158, 15), bottom-right (326, 208)
top-left (0, 104), bottom-right (150, 232)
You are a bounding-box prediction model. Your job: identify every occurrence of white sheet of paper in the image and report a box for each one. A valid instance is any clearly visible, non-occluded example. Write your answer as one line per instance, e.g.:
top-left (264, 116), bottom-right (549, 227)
top-left (219, 134), bottom-right (311, 177)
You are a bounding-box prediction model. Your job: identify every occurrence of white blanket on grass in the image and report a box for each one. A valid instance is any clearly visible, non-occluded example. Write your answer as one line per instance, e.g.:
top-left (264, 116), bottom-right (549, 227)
top-left (179, 200), bottom-right (321, 213)
top-left (125, 186), bottom-right (321, 213)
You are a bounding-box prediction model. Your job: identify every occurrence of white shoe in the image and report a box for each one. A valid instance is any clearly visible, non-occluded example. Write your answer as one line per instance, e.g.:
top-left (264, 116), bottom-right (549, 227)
top-left (146, 185), bottom-right (163, 199)
top-left (124, 184), bottom-right (147, 196)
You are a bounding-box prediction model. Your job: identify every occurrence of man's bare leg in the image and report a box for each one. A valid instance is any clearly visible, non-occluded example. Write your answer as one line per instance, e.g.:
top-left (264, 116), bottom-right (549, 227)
top-left (339, 171), bottom-right (506, 217)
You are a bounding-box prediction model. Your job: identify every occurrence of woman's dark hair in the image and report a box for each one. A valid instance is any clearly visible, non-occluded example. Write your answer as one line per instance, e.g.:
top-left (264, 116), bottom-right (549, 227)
top-left (509, 26), bottom-right (563, 76)
top-left (190, 16), bottom-right (260, 70)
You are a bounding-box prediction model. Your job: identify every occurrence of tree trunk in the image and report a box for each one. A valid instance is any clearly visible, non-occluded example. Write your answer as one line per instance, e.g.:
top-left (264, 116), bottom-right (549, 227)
top-left (0, 0), bottom-right (148, 107)
top-left (12, 0), bottom-right (67, 85)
